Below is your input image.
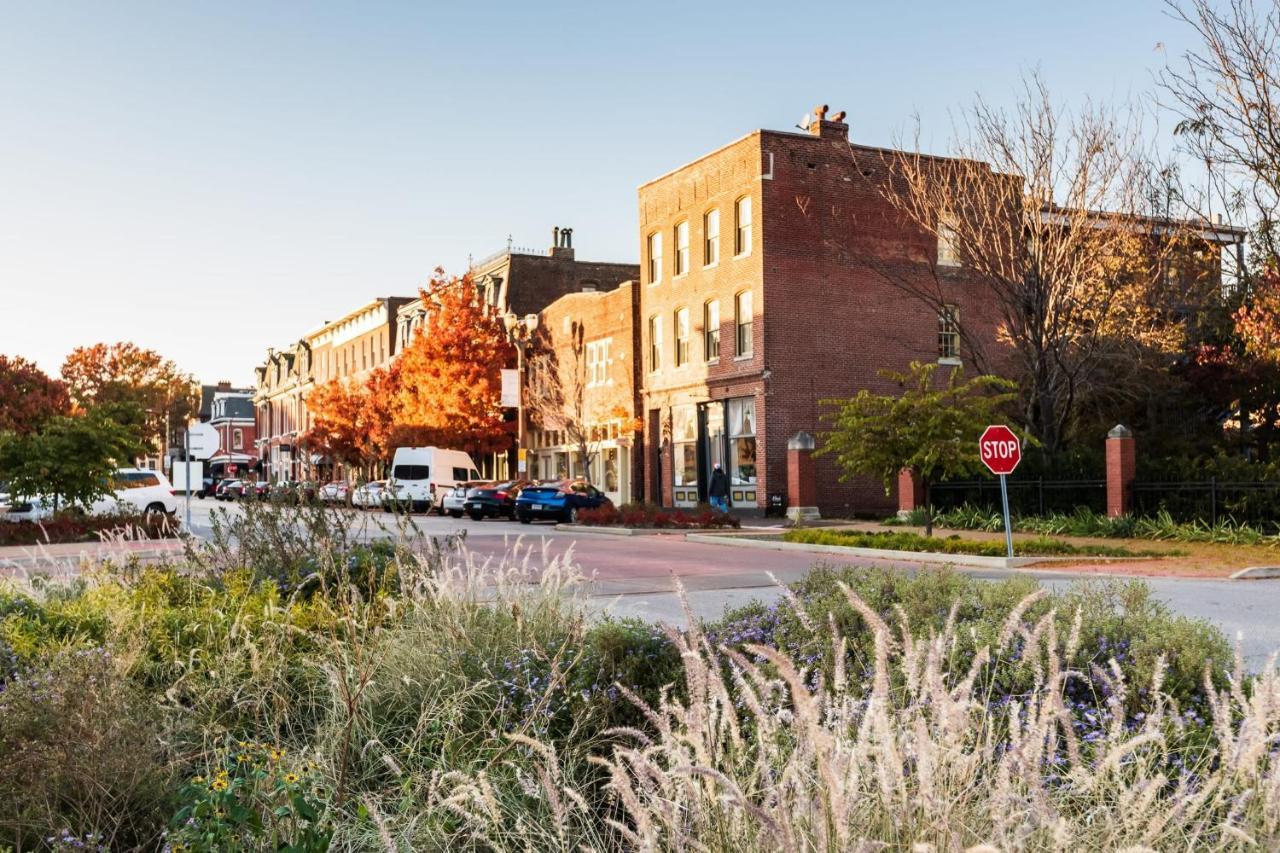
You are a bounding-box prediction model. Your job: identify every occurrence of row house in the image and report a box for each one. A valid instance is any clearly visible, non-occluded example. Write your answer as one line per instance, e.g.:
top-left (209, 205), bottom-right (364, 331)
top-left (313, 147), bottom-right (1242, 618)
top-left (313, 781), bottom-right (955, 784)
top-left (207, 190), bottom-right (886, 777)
top-left (253, 296), bottom-right (413, 481)
top-left (207, 391), bottom-right (257, 478)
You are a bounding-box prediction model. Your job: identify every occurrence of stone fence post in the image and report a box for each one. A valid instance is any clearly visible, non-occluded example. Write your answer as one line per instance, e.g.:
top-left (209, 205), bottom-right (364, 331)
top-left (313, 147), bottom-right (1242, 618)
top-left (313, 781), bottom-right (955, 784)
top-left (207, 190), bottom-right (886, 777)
top-left (897, 468), bottom-right (923, 516)
top-left (1106, 424), bottom-right (1136, 518)
top-left (786, 431), bottom-right (820, 521)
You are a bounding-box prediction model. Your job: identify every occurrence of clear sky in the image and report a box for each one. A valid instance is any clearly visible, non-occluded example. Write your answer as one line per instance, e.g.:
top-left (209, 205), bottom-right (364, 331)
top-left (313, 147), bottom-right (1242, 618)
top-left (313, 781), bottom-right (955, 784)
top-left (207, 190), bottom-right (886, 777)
top-left (0, 1), bottom-right (1200, 385)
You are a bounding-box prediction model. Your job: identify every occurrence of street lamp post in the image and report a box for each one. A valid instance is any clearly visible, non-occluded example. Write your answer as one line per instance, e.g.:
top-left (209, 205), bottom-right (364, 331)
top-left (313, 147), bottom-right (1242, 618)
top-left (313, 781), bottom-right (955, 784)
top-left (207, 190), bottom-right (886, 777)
top-left (503, 312), bottom-right (539, 478)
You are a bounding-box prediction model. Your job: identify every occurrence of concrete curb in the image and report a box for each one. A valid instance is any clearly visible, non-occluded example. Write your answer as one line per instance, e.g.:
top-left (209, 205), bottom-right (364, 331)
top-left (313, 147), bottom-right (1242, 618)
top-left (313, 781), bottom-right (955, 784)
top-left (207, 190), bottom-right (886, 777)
top-left (553, 524), bottom-right (678, 537)
top-left (1231, 566), bottom-right (1280, 580)
top-left (682, 533), bottom-right (1151, 571)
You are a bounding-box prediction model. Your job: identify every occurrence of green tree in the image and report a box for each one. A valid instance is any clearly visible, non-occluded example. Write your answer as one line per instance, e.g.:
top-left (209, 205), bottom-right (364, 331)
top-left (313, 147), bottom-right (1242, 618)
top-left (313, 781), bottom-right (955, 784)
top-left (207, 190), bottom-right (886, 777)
top-left (0, 404), bottom-right (145, 512)
top-left (819, 362), bottom-right (1017, 535)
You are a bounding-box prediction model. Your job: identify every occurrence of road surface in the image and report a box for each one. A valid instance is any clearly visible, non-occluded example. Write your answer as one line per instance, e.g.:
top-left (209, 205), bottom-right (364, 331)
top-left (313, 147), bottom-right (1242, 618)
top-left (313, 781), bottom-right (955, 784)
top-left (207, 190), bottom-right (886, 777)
top-left (176, 498), bottom-right (1280, 669)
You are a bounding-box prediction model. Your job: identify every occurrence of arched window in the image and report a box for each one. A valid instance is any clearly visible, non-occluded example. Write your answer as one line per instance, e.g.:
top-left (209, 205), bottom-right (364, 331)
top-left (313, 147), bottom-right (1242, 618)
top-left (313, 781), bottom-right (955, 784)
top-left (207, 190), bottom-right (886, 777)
top-left (734, 196), bottom-right (752, 256)
top-left (703, 299), bottom-right (720, 360)
top-left (674, 307), bottom-right (690, 366)
top-left (646, 232), bottom-right (663, 284)
top-left (734, 290), bottom-right (753, 357)
top-left (703, 209), bottom-right (720, 265)
top-left (648, 315), bottom-right (663, 372)
top-left (674, 220), bottom-right (689, 276)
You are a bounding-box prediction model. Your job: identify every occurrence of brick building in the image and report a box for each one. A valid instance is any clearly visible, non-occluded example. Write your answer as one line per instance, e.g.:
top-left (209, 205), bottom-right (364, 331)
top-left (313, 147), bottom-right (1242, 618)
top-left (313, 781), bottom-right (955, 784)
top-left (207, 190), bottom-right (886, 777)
top-left (526, 280), bottom-right (643, 506)
top-left (253, 296), bottom-right (413, 481)
top-left (396, 228), bottom-right (638, 350)
top-left (207, 390), bottom-right (257, 478)
top-left (636, 116), bottom-right (1010, 515)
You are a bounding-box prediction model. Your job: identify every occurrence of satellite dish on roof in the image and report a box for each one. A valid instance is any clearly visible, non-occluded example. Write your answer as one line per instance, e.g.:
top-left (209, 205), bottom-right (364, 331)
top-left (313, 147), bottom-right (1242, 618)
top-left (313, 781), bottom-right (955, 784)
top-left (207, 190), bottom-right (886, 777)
top-left (797, 112), bottom-right (812, 131)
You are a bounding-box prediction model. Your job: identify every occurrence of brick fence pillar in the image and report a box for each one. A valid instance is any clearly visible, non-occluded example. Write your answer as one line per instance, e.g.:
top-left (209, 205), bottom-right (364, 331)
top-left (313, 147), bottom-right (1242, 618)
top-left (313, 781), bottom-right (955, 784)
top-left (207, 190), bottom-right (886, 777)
top-left (786, 431), bottom-right (820, 521)
top-left (1106, 424), bottom-right (1136, 518)
top-left (897, 468), bottom-right (923, 516)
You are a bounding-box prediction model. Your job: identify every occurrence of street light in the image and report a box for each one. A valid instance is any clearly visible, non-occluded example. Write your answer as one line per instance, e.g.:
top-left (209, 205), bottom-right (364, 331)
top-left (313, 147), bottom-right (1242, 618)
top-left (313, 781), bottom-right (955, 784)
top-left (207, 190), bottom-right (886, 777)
top-left (503, 312), bottom-right (540, 477)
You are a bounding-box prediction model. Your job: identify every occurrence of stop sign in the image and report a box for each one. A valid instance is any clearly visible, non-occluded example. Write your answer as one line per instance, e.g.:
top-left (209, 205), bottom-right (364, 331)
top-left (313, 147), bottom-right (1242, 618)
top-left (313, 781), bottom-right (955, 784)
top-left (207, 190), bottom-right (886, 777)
top-left (979, 425), bottom-right (1022, 476)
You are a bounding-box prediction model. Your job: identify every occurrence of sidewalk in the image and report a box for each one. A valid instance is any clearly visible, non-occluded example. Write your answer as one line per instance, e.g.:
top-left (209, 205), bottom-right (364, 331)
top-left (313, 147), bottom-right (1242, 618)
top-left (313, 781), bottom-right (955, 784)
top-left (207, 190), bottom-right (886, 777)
top-left (0, 538), bottom-right (187, 577)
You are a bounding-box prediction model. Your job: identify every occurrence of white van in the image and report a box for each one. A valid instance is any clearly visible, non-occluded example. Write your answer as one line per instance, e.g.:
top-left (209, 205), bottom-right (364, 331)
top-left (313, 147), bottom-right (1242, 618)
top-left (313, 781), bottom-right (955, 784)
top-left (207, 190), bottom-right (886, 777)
top-left (386, 447), bottom-right (480, 513)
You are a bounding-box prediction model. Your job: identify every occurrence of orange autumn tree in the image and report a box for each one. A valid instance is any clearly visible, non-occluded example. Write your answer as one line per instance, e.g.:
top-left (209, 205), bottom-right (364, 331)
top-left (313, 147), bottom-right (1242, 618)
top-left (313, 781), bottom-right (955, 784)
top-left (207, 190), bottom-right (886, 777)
top-left (303, 377), bottom-right (371, 472)
top-left (392, 271), bottom-right (516, 454)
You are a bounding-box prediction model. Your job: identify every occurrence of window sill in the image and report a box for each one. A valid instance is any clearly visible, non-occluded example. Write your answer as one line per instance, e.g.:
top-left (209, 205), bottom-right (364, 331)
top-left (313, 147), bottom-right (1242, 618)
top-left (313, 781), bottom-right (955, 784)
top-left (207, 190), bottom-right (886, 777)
top-left (673, 272), bottom-right (688, 281)
top-left (937, 357), bottom-right (962, 366)
top-left (733, 354), bottom-right (754, 362)
top-left (733, 251), bottom-right (752, 261)
top-left (705, 358), bottom-right (720, 366)
top-left (702, 261), bottom-right (719, 270)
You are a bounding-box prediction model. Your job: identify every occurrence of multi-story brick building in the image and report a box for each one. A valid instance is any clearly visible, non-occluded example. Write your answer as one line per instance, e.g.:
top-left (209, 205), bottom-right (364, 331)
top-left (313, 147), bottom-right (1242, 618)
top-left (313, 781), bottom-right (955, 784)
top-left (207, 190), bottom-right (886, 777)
top-left (525, 280), bottom-right (643, 506)
top-left (207, 389), bottom-right (257, 478)
top-left (253, 296), bottom-right (413, 481)
top-left (395, 228), bottom-right (638, 350)
top-left (636, 115), bottom-right (1012, 515)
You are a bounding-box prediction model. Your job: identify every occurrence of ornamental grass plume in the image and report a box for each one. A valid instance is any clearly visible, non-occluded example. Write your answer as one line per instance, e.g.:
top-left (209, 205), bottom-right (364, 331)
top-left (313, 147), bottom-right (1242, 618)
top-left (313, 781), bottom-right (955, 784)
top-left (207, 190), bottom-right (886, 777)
top-left (430, 583), bottom-right (1280, 852)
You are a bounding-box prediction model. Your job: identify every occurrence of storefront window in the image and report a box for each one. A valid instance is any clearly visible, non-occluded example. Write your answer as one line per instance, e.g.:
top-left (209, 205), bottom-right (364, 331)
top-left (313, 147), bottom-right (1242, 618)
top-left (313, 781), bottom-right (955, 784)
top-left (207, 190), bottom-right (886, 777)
top-left (603, 447), bottom-right (619, 492)
top-left (673, 405), bottom-right (698, 487)
top-left (728, 397), bottom-right (757, 485)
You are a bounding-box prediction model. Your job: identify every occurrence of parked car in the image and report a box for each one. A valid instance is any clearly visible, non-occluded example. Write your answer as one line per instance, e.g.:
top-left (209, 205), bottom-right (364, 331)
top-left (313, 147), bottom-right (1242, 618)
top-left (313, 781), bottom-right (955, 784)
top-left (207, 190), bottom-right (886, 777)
top-left (270, 481), bottom-right (319, 504)
top-left (385, 447), bottom-right (480, 513)
top-left (198, 477), bottom-right (219, 499)
top-left (442, 481), bottom-right (489, 518)
top-left (250, 481), bottom-right (271, 501)
top-left (3, 468), bottom-right (178, 522)
top-left (515, 480), bottom-right (612, 524)
top-left (463, 480), bottom-right (531, 521)
top-left (215, 479), bottom-right (244, 500)
top-left (351, 480), bottom-right (387, 510)
top-left (319, 481), bottom-right (350, 504)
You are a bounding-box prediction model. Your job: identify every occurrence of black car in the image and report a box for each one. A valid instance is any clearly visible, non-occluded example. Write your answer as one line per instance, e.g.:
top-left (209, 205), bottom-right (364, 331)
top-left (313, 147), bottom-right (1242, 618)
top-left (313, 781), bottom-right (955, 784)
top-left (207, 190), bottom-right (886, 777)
top-left (515, 480), bottom-right (612, 524)
top-left (463, 480), bottom-right (531, 521)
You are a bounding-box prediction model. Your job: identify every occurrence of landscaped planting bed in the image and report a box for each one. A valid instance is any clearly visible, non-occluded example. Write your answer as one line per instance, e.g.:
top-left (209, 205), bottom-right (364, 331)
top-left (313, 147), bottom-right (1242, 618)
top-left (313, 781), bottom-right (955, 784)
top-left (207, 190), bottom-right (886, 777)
top-left (0, 511), bottom-right (175, 547)
top-left (783, 527), bottom-right (1170, 558)
top-left (577, 501), bottom-right (740, 529)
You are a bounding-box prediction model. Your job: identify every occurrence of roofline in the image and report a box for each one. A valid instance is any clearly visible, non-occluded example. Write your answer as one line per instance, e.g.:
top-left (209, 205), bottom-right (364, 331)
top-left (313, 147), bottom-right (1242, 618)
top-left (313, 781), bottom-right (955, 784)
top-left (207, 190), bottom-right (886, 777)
top-left (638, 130), bottom-right (761, 190)
top-left (303, 296), bottom-right (416, 341)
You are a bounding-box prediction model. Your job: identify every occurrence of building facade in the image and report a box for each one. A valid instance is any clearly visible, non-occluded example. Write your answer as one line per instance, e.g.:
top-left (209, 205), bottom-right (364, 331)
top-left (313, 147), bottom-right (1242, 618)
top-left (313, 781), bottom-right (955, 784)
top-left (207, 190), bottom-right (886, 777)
top-left (207, 390), bottom-right (257, 478)
top-left (253, 296), bottom-right (413, 481)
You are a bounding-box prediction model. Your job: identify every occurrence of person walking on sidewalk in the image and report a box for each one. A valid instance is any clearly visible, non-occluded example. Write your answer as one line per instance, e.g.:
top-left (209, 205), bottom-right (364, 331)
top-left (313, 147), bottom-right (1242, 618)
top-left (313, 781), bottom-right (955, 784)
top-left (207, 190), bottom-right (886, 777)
top-left (708, 463), bottom-right (730, 513)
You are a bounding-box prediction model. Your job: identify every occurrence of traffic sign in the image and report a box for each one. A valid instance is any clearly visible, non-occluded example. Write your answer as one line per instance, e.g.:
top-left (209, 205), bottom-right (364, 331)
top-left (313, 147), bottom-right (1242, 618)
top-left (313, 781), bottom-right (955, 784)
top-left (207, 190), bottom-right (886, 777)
top-left (979, 424), bottom-right (1022, 559)
top-left (979, 425), bottom-right (1022, 476)
top-left (186, 422), bottom-right (219, 460)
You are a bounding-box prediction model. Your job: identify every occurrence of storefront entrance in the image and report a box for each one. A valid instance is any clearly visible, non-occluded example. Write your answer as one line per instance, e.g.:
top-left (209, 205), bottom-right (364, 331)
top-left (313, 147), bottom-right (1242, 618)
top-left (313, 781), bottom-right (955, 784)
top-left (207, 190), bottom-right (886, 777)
top-left (671, 397), bottom-right (758, 509)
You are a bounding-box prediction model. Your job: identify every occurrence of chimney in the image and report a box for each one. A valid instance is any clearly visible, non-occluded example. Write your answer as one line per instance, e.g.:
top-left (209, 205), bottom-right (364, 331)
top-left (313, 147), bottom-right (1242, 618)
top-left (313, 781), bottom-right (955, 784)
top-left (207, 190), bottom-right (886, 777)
top-left (217, 380), bottom-right (232, 391)
top-left (808, 103), bottom-right (849, 142)
top-left (549, 225), bottom-right (575, 260)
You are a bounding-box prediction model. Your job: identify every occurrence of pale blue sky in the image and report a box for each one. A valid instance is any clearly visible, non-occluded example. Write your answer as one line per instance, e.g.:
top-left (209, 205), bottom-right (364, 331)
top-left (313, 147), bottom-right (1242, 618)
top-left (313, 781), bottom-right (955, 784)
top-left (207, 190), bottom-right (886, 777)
top-left (0, 1), bottom-right (1198, 383)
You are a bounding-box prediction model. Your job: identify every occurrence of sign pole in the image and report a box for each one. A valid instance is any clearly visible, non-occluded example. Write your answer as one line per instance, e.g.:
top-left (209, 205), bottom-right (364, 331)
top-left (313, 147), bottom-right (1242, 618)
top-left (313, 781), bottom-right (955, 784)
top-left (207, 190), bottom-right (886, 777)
top-left (999, 472), bottom-right (1013, 559)
top-left (184, 429), bottom-right (192, 532)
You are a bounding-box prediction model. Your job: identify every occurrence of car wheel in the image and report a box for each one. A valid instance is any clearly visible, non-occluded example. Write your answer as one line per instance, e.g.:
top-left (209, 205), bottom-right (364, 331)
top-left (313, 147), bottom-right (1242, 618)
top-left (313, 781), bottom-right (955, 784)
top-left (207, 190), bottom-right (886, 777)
top-left (143, 502), bottom-right (167, 518)
top-left (566, 507), bottom-right (579, 524)
top-left (468, 510), bottom-right (484, 522)
top-left (518, 514), bottom-right (532, 525)
top-left (449, 510), bottom-right (463, 518)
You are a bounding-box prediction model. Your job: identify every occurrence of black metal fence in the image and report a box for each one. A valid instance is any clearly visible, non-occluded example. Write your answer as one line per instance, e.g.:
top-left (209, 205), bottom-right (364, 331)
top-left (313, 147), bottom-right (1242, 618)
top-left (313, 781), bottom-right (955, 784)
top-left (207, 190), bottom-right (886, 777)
top-left (930, 477), bottom-right (1107, 516)
top-left (1132, 480), bottom-right (1280, 526)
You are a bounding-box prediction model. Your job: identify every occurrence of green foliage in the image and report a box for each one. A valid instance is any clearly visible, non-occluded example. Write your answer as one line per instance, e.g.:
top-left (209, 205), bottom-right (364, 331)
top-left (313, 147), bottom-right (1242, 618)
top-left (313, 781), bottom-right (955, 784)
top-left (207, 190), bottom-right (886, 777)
top-left (819, 361), bottom-right (1017, 495)
top-left (0, 404), bottom-right (144, 511)
top-left (0, 648), bottom-right (172, 851)
top-left (167, 742), bottom-right (331, 853)
top-left (782, 527), bottom-right (1164, 557)
top-left (913, 502), bottom-right (1280, 545)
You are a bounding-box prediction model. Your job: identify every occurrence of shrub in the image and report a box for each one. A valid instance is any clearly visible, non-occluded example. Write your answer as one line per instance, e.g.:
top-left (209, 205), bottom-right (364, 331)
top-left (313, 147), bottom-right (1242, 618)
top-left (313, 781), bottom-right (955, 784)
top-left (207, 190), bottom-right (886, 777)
top-left (578, 501), bottom-right (740, 529)
top-left (0, 648), bottom-right (173, 851)
top-left (782, 527), bottom-right (1162, 557)
top-left (0, 510), bottom-right (175, 547)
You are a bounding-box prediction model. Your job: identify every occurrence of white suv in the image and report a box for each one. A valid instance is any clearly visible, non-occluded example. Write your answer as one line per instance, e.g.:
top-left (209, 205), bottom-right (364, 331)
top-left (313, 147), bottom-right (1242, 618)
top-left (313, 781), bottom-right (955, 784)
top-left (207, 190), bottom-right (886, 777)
top-left (94, 468), bottom-right (179, 517)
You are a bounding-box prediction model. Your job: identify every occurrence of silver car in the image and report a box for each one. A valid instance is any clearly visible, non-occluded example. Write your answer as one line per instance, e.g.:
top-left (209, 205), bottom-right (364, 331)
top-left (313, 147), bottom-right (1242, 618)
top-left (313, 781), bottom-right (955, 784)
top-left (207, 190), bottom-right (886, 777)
top-left (351, 480), bottom-right (387, 510)
top-left (442, 481), bottom-right (489, 518)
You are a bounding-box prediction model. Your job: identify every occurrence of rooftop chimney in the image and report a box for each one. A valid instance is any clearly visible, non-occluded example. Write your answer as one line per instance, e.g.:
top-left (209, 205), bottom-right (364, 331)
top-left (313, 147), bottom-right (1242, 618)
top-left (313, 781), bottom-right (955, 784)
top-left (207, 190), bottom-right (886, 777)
top-left (808, 103), bottom-right (849, 142)
top-left (217, 380), bottom-right (232, 391)
top-left (549, 225), bottom-right (575, 260)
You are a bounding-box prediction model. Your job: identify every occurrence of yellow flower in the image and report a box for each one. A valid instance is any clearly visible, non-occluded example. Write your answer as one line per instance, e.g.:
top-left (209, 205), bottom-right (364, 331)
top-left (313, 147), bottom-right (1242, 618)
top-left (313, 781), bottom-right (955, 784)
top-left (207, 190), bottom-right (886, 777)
top-left (210, 778), bottom-right (229, 792)
top-left (283, 772), bottom-right (300, 784)
top-left (268, 747), bottom-right (285, 762)
top-left (236, 753), bottom-right (251, 764)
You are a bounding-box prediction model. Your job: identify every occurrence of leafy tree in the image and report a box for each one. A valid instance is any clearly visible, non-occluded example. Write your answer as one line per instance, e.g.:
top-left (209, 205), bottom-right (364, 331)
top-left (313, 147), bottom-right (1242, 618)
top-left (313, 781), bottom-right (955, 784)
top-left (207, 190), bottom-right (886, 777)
top-left (302, 367), bottom-right (399, 478)
top-left (60, 342), bottom-right (198, 456)
top-left (0, 355), bottom-right (69, 435)
top-left (391, 271), bottom-right (516, 454)
top-left (819, 362), bottom-right (1017, 535)
top-left (0, 405), bottom-right (145, 512)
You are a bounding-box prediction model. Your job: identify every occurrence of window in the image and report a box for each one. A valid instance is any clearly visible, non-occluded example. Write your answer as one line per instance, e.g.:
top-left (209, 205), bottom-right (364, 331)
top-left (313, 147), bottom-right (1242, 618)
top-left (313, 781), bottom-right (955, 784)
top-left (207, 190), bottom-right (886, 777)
top-left (672, 405), bottom-right (698, 487)
top-left (728, 397), bottom-right (757, 486)
top-left (938, 305), bottom-right (961, 361)
top-left (586, 338), bottom-right (611, 385)
top-left (232, 429), bottom-right (243, 450)
top-left (392, 464), bottom-right (429, 480)
top-left (452, 466), bottom-right (472, 481)
top-left (704, 299), bottom-right (720, 361)
top-left (674, 307), bottom-right (690, 366)
top-left (734, 290), bottom-right (753, 357)
top-left (674, 220), bottom-right (689, 276)
top-left (704, 209), bottom-right (720, 265)
top-left (647, 232), bottom-right (663, 284)
top-left (937, 215), bottom-right (961, 266)
top-left (648, 315), bottom-right (663, 372)
top-left (734, 196), bottom-right (752, 256)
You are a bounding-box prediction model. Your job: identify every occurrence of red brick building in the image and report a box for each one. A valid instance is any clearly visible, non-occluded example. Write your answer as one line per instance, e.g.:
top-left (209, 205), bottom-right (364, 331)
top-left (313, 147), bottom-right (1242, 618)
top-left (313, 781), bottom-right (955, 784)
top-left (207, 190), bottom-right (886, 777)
top-left (637, 115), bottom-right (1004, 515)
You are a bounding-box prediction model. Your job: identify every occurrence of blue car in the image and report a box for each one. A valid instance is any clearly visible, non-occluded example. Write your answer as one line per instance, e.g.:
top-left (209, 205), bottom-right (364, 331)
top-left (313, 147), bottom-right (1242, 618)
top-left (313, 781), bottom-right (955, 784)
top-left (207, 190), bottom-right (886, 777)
top-left (515, 479), bottom-right (612, 524)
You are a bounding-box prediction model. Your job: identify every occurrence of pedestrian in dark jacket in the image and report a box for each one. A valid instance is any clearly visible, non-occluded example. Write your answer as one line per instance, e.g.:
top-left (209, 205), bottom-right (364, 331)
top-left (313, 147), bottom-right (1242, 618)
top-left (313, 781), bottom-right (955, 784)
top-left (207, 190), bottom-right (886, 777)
top-left (708, 463), bottom-right (730, 513)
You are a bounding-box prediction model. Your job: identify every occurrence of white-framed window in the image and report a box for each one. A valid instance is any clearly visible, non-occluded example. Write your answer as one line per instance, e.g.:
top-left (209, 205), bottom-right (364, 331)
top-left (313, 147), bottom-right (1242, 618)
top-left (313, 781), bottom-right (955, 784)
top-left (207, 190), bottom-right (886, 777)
top-left (648, 315), bottom-right (662, 372)
top-left (586, 338), bottom-right (611, 386)
top-left (734, 196), bottom-right (752, 256)
top-left (704, 209), bottom-right (719, 266)
top-left (232, 428), bottom-right (243, 450)
top-left (734, 290), bottom-right (753, 357)
top-left (937, 215), bottom-right (961, 267)
top-left (938, 304), bottom-right (961, 361)
top-left (647, 232), bottom-right (663, 284)
top-left (672, 404), bottom-right (698, 487)
top-left (674, 220), bottom-right (689, 277)
top-left (728, 397), bottom-right (757, 486)
top-left (704, 299), bottom-right (720, 361)
top-left (674, 307), bottom-right (690, 366)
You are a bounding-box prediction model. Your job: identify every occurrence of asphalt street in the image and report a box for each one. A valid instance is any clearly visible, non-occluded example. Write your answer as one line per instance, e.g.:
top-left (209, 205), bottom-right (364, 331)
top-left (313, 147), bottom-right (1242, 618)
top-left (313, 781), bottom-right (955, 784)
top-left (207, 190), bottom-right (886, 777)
top-left (184, 497), bottom-right (1280, 669)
